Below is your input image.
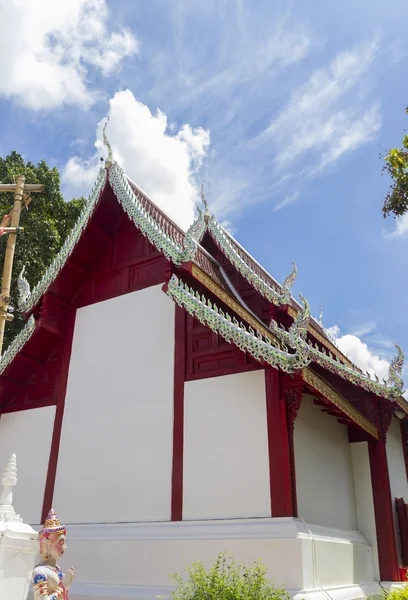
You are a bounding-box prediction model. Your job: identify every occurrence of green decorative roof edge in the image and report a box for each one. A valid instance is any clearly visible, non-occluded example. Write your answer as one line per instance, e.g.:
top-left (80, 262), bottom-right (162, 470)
top-left (165, 273), bottom-right (310, 373)
top-left (0, 315), bottom-right (36, 375)
top-left (19, 167), bottom-right (108, 313)
top-left (270, 309), bottom-right (404, 400)
top-left (109, 163), bottom-right (205, 265)
top-left (206, 216), bottom-right (297, 307)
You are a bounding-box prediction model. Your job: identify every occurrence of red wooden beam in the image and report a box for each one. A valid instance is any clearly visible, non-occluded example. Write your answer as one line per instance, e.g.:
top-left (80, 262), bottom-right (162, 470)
top-left (401, 420), bottom-right (408, 482)
top-left (265, 369), bottom-right (299, 517)
top-left (41, 310), bottom-right (76, 523)
top-left (369, 434), bottom-right (400, 581)
top-left (171, 306), bottom-right (186, 521)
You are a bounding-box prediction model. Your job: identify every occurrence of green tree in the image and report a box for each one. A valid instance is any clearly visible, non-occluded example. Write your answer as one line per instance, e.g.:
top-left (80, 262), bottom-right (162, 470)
top-left (161, 552), bottom-right (290, 600)
top-left (383, 107), bottom-right (408, 219)
top-left (0, 151), bottom-right (85, 350)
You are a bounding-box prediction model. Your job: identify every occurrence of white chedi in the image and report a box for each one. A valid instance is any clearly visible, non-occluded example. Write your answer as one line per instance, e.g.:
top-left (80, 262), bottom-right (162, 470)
top-left (0, 453), bottom-right (21, 522)
top-left (0, 454), bottom-right (38, 600)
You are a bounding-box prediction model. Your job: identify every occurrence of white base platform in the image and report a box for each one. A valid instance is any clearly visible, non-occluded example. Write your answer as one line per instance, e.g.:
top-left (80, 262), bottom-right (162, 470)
top-left (28, 518), bottom-right (393, 600)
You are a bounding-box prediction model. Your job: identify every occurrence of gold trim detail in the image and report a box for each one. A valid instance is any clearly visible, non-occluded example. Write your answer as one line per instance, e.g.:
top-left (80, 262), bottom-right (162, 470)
top-left (191, 264), bottom-right (281, 348)
top-left (288, 306), bottom-right (354, 368)
top-left (395, 395), bottom-right (408, 415)
top-left (302, 367), bottom-right (379, 439)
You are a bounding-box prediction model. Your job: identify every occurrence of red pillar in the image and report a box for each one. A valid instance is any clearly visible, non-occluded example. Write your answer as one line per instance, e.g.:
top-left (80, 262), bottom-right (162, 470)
top-left (369, 404), bottom-right (400, 582)
top-left (265, 369), bottom-right (301, 517)
top-left (171, 306), bottom-right (186, 521)
top-left (400, 419), bottom-right (408, 482)
top-left (41, 310), bottom-right (76, 523)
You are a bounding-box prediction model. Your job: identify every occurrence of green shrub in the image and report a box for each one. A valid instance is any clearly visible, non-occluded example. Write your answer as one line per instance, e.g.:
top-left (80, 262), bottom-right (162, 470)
top-left (383, 585), bottom-right (408, 600)
top-left (160, 552), bottom-right (290, 600)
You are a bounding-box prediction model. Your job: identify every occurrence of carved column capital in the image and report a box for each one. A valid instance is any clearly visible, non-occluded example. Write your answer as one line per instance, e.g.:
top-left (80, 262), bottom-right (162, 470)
top-left (379, 401), bottom-right (394, 441)
top-left (282, 378), bottom-right (303, 438)
top-left (285, 388), bottom-right (303, 430)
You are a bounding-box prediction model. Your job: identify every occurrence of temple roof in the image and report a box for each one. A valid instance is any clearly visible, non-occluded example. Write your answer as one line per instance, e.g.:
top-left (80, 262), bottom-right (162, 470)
top-left (5, 159), bottom-right (406, 410)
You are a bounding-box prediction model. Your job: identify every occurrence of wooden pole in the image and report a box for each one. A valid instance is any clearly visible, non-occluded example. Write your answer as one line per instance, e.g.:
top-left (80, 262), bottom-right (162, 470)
top-left (0, 175), bottom-right (25, 356)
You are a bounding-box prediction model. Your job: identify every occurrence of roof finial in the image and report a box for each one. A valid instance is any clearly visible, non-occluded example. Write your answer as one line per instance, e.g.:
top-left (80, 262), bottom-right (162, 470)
top-left (388, 342), bottom-right (405, 395)
top-left (201, 182), bottom-right (210, 221)
top-left (318, 304), bottom-right (323, 327)
top-left (103, 117), bottom-right (113, 169)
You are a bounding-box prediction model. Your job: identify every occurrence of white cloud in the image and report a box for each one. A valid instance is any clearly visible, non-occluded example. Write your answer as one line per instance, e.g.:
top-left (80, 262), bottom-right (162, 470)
top-left (350, 320), bottom-right (377, 338)
top-left (273, 191), bottom-right (300, 212)
top-left (62, 90), bottom-right (210, 230)
top-left (325, 324), bottom-right (390, 382)
top-left (389, 213), bottom-right (408, 238)
top-left (389, 39), bottom-right (406, 66)
top-left (0, 0), bottom-right (138, 110)
top-left (262, 39), bottom-right (381, 176)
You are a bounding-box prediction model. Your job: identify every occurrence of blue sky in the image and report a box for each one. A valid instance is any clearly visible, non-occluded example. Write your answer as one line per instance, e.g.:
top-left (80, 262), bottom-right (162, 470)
top-left (1, 0), bottom-right (408, 380)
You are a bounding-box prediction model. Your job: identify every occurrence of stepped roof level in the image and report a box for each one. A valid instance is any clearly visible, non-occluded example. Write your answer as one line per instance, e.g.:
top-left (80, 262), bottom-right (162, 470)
top-left (0, 124), bottom-right (405, 435)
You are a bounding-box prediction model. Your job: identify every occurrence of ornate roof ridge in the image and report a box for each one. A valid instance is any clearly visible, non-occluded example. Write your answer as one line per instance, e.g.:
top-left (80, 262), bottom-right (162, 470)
top-left (17, 161), bottom-right (205, 314)
top-left (269, 310), bottom-right (404, 400)
top-left (109, 163), bottom-right (205, 265)
top-left (19, 167), bottom-right (108, 313)
top-left (203, 216), bottom-right (360, 372)
top-left (0, 315), bottom-right (36, 375)
top-left (10, 157), bottom-right (404, 404)
top-left (165, 273), bottom-right (309, 373)
top-left (166, 270), bottom-right (404, 405)
top-left (206, 216), bottom-right (296, 306)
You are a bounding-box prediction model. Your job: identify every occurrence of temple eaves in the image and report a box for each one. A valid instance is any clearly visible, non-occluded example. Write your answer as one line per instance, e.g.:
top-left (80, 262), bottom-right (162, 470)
top-left (9, 157), bottom-right (405, 406)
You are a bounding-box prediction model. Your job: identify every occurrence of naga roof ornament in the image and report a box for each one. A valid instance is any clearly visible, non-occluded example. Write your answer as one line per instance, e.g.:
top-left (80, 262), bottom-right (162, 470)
top-left (388, 344), bottom-right (405, 394)
top-left (289, 292), bottom-right (310, 340)
top-left (318, 304), bottom-right (323, 327)
top-left (17, 265), bottom-right (31, 310)
top-left (269, 301), bottom-right (405, 400)
top-left (201, 183), bottom-right (210, 223)
top-left (103, 117), bottom-right (113, 169)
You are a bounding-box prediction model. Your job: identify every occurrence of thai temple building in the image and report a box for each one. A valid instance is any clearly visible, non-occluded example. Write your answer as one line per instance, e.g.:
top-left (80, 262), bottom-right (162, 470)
top-left (0, 137), bottom-right (408, 600)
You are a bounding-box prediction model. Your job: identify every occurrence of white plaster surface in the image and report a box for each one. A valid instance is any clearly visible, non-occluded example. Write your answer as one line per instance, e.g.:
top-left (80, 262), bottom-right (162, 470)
top-left (294, 395), bottom-right (357, 530)
top-left (183, 371), bottom-right (271, 520)
top-left (46, 518), bottom-right (380, 600)
top-left (0, 406), bottom-right (55, 524)
top-left (53, 285), bottom-right (175, 523)
top-left (350, 441), bottom-right (379, 580)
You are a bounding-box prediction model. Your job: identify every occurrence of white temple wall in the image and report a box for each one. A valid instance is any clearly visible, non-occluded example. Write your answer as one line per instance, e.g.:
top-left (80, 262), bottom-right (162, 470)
top-left (387, 416), bottom-right (408, 505)
top-left (350, 441), bottom-right (380, 580)
top-left (294, 394), bottom-right (357, 530)
top-left (53, 285), bottom-right (175, 523)
top-left (183, 371), bottom-right (271, 520)
top-left (0, 405), bottom-right (55, 524)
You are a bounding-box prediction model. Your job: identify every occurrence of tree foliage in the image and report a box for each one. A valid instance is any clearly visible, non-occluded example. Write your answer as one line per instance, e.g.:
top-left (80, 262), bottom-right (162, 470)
top-left (162, 552), bottom-right (290, 600)
top-left (0, 151), bottom-right (85, 349)
top-left (383, 107), bottom-right (408, 218)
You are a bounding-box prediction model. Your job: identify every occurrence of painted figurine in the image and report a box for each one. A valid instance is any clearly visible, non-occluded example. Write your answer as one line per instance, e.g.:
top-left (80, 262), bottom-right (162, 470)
top-left (32, 509), bottom-right (75, 600)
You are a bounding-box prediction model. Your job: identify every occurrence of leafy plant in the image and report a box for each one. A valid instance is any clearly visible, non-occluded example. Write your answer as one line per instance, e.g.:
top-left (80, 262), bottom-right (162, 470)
top-left (382, 107), bottom-right (408, 219)
top-left (160, 552), bottom-right (290, 600)
top-left (382, 583), bottom-right (408, 600)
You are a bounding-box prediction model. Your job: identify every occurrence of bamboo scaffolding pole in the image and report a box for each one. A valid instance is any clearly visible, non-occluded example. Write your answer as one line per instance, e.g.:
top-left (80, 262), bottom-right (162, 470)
top-left (0, 177), bottom-right (44, 355)
top-left (0, 183), bottom-right (43, 192)
top-left (0, 175), bottom-right (26, 355)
